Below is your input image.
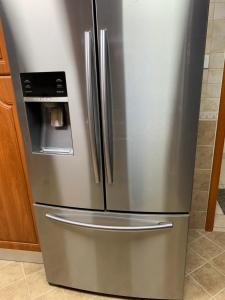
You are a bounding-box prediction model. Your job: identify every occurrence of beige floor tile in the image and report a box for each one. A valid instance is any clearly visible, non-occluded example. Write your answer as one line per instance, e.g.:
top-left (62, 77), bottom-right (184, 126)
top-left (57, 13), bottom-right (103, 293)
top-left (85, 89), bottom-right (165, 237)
top-left (183, 276), bottom-right (210, 300)
top-left (190, 236), bottom-right (223, 260)
top-left (205, 232), bottom-right (225, 248)
top-left (23, 262), bottom-right (44, 276)
top-left (0, 261), bottom-right (24, 289)
top-left (63, 289), bottom-right (118, 300)
top-left (214, 214), bottom-right (225, 228)
top-left (64, 289), bottom-right (94, 299)
top-left (189, 212), bottom-right (207, 229)
top-left (90, 296), bottom-right (119, 300)
top-left (185, 248), bottom-right (206, 274)
top-left (0, 278), bottom-right (29, 300)
top-left (209, 53), bottom-right (224, 69)
top-left (211, 252), bottom-right (225, 275)
top-left (34, 288), bottom-right (66, 300)
top-left (192, 264), bottom-right (225, 296)
top-left (208, 69), bottom-right (223, 84)
top-left (214, 288), bottom-right (225, 300)
top-left (188, 229), bottom-right (202, 243)
top-left (0, 260), bottom-right (12, 270)
top-left (214, 227), bottom-right (225, 233)
top-left (26, 269), bottom-right (53, 299)
top-left (216, 203), bottom-right (224, 215)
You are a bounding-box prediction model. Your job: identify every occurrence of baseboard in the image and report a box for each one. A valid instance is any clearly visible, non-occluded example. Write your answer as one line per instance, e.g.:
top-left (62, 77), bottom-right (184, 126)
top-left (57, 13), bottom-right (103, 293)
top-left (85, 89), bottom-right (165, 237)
top-left (0, 241), bottom-right (40, 252)
top-left (0, 248), bottom-right (43, 263)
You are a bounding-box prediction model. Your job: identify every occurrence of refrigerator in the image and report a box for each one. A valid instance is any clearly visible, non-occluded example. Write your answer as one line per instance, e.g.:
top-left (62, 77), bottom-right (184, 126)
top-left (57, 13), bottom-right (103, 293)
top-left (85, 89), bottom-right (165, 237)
top-left (0, 0), bottom-right (209, 299)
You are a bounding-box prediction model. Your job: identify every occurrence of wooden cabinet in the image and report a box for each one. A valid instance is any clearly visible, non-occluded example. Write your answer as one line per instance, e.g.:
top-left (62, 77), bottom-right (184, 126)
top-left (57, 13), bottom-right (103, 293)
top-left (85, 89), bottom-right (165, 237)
top-left (0, 22), bottom-right (40, 251)
top-left (0, 22), bottom-right (10, 75)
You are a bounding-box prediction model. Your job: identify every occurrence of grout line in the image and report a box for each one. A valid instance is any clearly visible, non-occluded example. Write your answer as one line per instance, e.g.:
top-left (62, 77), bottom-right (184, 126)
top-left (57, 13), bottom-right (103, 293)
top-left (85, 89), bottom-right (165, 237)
top-left (188, 247), bottom-right (208, 261)
top-left (197, 232), bottom-right (225, 250)
top-left (190, 244), bottom-right (225, 263)
top-left (25, 279), bottom-right (31, 300)
top-left (208, 249), bottom-right (225, 262)
top-left (188, 235), bottom-right (204, 246)
top-left (32, 288), bottom-right (56, 300)
top-left (186, 241), bottom-right (225, 277)
top-left (186, 249), bottom-right (208, 275)
top-left (186, 260), bottom-right (208, 276)
top-left (209, 286), bottom-right (225, 300)
top-left (25, 268), bottom-right (45, 280)
top-left (23, 265), bottom-right (45, 280)
top-left (21, 262), bottom-right (26, 280)
top-left (189, 274), bottom-right (212, 297)
top-left (0, 277), bottom-right (25, 293)
top-left (208, 260), bottom-right (225, 278)
top-left (21, 262), bottom-right (32, 300)
top-left (25, 268), bottom-right (53, 300)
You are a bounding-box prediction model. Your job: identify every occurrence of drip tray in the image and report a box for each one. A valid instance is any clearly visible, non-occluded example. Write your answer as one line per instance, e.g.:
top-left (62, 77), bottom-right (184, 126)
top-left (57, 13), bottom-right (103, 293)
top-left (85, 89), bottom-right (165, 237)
top-left (38, 147), bottom-right (73, 155)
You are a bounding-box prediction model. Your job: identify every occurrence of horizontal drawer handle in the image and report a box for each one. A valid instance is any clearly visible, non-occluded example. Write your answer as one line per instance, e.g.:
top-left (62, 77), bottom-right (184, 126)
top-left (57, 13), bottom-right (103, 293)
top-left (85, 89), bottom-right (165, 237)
top-left (46, 213), bottom-right (173, 231)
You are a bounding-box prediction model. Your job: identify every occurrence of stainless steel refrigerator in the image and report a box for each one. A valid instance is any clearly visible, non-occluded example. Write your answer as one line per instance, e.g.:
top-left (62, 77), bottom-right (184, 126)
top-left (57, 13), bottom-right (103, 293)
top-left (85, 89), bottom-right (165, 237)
top-left (0, 0), bottom-right (209, 299)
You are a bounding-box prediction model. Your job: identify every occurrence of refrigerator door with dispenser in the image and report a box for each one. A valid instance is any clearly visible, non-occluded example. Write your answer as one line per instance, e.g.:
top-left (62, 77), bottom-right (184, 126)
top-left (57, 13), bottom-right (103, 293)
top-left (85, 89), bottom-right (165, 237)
top-left (0, 0), bottom-right (104, 210)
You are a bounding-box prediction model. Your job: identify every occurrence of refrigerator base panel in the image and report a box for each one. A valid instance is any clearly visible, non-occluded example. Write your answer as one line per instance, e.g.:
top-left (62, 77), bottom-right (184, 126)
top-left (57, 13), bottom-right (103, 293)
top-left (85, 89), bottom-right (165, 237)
top-left (35, 204), bottom-right (188, 300)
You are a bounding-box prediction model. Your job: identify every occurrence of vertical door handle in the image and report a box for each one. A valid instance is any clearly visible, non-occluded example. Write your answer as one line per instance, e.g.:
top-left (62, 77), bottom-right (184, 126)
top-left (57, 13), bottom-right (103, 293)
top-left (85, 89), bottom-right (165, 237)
top-left (100, 29), bottom-right (113, 184)
top-left (85, 31), bottom-right (100, 183)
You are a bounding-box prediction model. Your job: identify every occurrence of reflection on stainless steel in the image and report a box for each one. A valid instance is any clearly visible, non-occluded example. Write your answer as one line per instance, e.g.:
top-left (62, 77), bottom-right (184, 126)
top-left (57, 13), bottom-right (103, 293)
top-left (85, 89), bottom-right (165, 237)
top-left (96, 0), bottom-right (209, 212)
top-left (0, 0), bottom-right (209, 299)
top-left (46, 212), bottom-right (173, 231)
top-left (85, 31), bottom-right (101, 184)
top-left (100, 29), bottom-right (113, 184)
top-left (0, 0), bottom-right (104, 210)
top-left (35, 205), bottom-right (188, 300)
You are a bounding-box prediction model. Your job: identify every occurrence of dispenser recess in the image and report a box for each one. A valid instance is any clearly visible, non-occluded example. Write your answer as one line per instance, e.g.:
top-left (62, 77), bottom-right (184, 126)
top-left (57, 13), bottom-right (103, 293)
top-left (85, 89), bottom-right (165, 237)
top-left (21, 72), bottom-right (73, 155)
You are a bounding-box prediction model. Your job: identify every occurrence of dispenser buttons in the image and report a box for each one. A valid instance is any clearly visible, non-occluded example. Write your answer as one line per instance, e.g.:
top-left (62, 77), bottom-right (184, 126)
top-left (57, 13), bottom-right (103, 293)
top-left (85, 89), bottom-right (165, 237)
top-left (56, 90), bottom-right (65, 94)
top-left (20, 72), bottom-right (67, 97)
top-left (24, 79), bottom-right (31, 84)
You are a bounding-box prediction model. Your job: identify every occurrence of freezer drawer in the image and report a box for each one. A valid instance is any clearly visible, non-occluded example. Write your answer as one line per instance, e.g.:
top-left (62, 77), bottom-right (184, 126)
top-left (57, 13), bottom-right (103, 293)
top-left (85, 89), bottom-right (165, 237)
top-left (35, 204), bottom-right (188, 300)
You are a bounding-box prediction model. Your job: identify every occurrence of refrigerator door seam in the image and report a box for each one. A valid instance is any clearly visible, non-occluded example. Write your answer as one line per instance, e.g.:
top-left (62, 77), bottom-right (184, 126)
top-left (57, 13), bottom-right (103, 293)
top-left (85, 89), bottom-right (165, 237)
top-left (99, 28), bottom-right (113, 184)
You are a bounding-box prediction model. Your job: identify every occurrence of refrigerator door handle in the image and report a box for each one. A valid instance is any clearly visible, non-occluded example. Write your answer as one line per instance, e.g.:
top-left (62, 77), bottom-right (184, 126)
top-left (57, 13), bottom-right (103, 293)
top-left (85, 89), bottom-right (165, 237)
top-left (100, 29), bottom-right (113, 184)
top-left (85, 31), bottom-right (100, 183)
top-left (46, 213), bottom-right (173, 231)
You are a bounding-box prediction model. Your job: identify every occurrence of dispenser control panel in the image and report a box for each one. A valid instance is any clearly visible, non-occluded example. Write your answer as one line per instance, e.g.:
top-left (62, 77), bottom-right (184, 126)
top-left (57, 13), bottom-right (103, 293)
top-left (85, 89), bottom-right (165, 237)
top-left (20, 72), bottom-right (67, 97)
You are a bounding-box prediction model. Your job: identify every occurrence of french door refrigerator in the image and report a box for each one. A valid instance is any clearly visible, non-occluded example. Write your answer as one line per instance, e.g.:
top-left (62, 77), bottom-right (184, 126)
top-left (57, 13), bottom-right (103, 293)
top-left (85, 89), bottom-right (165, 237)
top-left (0, 0), bottom-right (209, 299)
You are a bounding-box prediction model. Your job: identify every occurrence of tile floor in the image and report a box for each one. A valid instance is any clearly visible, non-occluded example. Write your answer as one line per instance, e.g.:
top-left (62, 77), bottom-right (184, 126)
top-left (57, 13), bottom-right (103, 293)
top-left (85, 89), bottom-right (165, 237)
top-left (1, 229), bottom-right (225, 299)
top-left (215, 152), bottom-right (225, 231)
top-left (214, 202), bottom-right (225, 232)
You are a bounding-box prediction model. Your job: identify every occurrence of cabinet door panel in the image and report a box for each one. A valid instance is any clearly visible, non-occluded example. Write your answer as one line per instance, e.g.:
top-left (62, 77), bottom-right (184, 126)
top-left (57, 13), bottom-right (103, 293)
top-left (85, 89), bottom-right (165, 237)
top-left (0, 21), bottom-right (10, 74)
top-left (0, 98), bottom-right (37, 243)
top-left (0, 76), bottom-right (15, 104)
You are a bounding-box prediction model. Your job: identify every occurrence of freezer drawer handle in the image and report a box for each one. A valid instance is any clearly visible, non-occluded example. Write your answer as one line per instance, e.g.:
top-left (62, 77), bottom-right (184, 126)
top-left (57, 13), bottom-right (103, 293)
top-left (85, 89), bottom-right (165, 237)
top-left (85, 31), bottom-right (100, 183)
top-left (46, 213), bottom-right (173, 231)
top-left (100, 29), bottom-right (113, 184)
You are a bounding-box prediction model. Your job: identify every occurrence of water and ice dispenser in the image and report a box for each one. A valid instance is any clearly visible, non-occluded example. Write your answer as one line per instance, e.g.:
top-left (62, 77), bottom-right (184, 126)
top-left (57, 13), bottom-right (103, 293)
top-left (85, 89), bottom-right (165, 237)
top-left (21, 72), bottom-right (73, 155)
